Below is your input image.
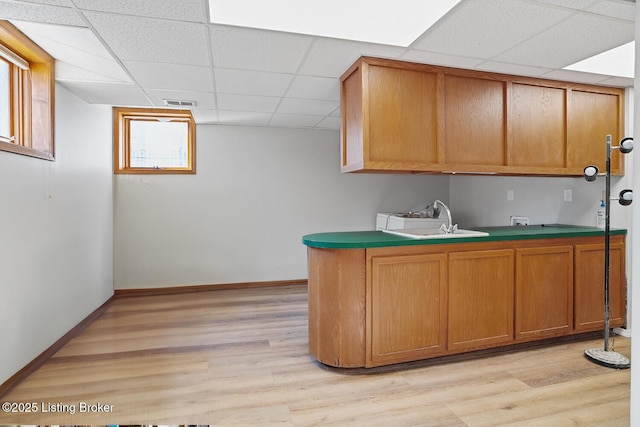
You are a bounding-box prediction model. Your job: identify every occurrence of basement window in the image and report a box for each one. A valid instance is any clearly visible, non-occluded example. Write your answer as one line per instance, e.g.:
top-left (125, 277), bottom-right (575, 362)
top-left (0, 21), bottom-right (55, 161)
top-left (113, 107), bottom-right (196, 174)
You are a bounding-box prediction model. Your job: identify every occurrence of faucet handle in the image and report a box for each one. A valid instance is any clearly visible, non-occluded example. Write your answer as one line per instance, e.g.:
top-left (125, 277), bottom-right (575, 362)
top-left (439, 223), bottom-right (458, 234)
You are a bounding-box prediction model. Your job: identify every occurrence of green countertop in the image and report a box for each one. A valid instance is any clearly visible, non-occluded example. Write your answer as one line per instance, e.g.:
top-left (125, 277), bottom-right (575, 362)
top-left (302, 224), bottom-right (626, 249)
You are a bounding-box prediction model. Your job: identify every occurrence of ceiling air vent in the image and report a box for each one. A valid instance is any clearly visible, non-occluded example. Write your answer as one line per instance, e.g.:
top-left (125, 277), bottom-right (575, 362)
top-left (163, 99), bottom-right (197, 107)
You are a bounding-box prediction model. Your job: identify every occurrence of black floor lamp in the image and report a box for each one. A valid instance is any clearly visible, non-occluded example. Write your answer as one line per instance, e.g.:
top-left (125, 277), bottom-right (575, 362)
top-left (582, 134), bottom-right (633, 369)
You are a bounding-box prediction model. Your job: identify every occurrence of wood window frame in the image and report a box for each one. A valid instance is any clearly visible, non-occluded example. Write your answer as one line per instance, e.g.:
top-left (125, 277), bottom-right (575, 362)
top-left (0, 21), bottom-right (55, 161)
top-left (113, 107), bottom-right (196, 175)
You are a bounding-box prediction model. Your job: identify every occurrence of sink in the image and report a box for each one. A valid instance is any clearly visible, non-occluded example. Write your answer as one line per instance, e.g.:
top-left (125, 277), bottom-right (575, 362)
top-left (381, 228), bottom-right (490, 239)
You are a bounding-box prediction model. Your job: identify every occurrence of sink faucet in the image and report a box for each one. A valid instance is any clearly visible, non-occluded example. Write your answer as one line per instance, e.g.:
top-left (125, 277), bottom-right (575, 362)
top-left (433, 200), bottom-right (456, 234)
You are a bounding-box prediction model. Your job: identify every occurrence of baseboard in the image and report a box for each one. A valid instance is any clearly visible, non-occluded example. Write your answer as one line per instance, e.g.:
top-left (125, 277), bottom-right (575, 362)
top-left (613, 327), bottom-right (631, 338)
top-left (114, 279), bottom-right (308, 298)
top-left (0, 296), bottom-right (114, 399)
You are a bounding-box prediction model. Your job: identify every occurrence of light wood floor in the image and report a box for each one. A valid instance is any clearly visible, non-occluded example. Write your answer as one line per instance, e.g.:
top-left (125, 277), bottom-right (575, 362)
top-left (0, 284), bottom-right (631, 426)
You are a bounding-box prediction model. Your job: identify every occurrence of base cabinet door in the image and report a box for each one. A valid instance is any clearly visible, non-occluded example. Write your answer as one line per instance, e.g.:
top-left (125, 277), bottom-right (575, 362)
top-left (574, 241), bottom-right (626, 332)
top-left (367, 253), bottom-right (447, 366)
top-left (448, 249), bottom-right (514, 351)
top-left (515, 246), bottom-right (574, 341)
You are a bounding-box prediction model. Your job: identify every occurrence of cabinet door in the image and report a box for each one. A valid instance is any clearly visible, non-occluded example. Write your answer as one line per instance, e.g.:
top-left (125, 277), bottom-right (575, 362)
top-left (368, 253), bottom-right (447, 366)
top-left (574, 242), bottom-right (626, 332)
top-left (509, 83), bottom-right (566, 168)
top-left (444, 75), bottom-right (505, 166)
top-left (367, 64), bottom-right (439, 165)
top-left (448, 249), bottom-right (514, 351)
top-left (567, 89), bottom-right (623, 174)
top-left (515, 246), bottom-right (573, 341)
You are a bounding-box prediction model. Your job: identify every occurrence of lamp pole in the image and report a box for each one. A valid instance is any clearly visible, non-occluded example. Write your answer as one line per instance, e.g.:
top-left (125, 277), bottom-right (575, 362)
top-left (583, 134), bottom-right (633, 369)
top-left (603, 135), bottom-right (611, 352)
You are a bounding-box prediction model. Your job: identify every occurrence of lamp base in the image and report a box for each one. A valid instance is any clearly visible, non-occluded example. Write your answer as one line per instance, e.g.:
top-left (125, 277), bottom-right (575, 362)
top-left (584, 348), bottom-right (630, 369)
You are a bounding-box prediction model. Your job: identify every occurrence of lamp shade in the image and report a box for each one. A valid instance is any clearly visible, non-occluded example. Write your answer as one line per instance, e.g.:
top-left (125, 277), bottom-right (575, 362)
top-left (619, 137), bottom-right (633, 154)
top-left (583, 165), bottom-right (599, 182)
top-left (619, 189), bottom-right (633, 206)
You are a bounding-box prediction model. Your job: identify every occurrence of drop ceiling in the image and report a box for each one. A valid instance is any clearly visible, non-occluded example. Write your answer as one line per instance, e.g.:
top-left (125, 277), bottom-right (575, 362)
top-left (0, 0), bottom-right (635, 130)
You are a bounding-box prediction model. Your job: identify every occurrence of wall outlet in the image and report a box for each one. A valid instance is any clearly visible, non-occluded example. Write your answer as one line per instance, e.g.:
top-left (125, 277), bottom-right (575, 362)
top-left (510, 216), bottom-right (530, 226)
top-left (564, 189), bottom-right (572, 202)
top-left (507, 190), bottom-right (514, 201)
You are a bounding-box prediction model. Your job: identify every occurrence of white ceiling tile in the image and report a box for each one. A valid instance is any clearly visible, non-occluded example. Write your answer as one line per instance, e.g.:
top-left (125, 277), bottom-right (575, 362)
top-left (400, 50), bottom-right (484, 69)
top-left (412, 0), bottom-right (573, 59)
top-left (83, 11), bottom-right (211, 66)
top-left (11, 21), bottom-right (131, 83)
top-left (59, 81), bottom-right (152, 105)
top-left (145, 90), bottom-right (216, 109)
top-left (15, 0), bottom-right (76, 6)
top-left (586, 0), bottom-right (635, 21)
top-left (210, 25), bottom-right (313, 73)
top-left (214, 68), bottom-right (293, 96)
top-left (217, 93), bottom-right (280, 113)
top-left (56, 61), bottom-right (129, 83)
top-left (276, 98), bottom-right (339, 116)
top-left (599, 76), bottom-right (634, 87)
top-left (286, 75), bottom-right (339, 101)
top-left (72, 0), bottom-right (208, 22)
top-left (217, 110), bottom-right (272, 126)
top-left (298, 38), bottom-right (405, 78)
top-left (269, 113), bottom-right (323, 128)
top-left (124, 61), bottom-right (214, 92)
top-left (475, 61), bottom-right (552, 77)
top-left (315, 116), bottom-right (341, 130)
top-left (5, 0), bottom-right (636, 130)
top-left (191, 109), bottom-right (218, 124)
top-left (494, 13), bottom-right (635, 68)
top-left (540, 69), bottom-right (612, 84)
top-left (3, 1), bottom-right (85, 25)
top-left (530, 0), bottom-right (600, 10)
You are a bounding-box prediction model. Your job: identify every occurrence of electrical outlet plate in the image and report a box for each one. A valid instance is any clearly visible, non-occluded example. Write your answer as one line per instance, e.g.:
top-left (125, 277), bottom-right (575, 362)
top-left (564, 189), bottom-right (572, 202)
top-left (510, 216), bottom-right (530, 226)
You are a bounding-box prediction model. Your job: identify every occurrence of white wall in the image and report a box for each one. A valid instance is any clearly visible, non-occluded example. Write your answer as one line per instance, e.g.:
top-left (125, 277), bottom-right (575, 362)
top-left (113, 125), bottom-right (449, 289)
top-left (0, 84), bottom-right (113, 385)
top-left (629, 5), bottom-right (639, 423)
top-left (449, 174), bottom-right (632, 229)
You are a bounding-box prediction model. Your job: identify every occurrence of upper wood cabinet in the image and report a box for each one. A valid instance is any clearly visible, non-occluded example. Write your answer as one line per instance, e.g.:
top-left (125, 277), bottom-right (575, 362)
top-left (342, 61), bottom-right (440, 171)
top-left (567, 89), bottom-right (624, 175)
top-left (444, 75), bottom-right (506, 167)
top-left (508, 83), bottom-right (566, 169)
top-left (340, 56), bottom-right (625, 176)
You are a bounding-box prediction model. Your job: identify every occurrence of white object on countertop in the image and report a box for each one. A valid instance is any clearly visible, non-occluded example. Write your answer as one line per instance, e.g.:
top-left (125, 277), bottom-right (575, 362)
top-left (381, 228), bottom-right (489, 239)
top-left (597, 200), bottom-right (606, 229)
top-left (376, 213), bottom-right (447, 231)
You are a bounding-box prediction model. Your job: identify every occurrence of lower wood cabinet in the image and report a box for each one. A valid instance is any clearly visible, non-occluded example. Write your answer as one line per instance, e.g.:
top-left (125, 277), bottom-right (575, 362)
top-left (515, 246), bottom-right (573, 341)
top-left (368, 253), bottom-right (447, 366)
top-left (448, 249), bottom-right (514, 351)
top-left (574, 242), bottom-right (626, 331)
top-left (307, 235), bottom-right (626, 368)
